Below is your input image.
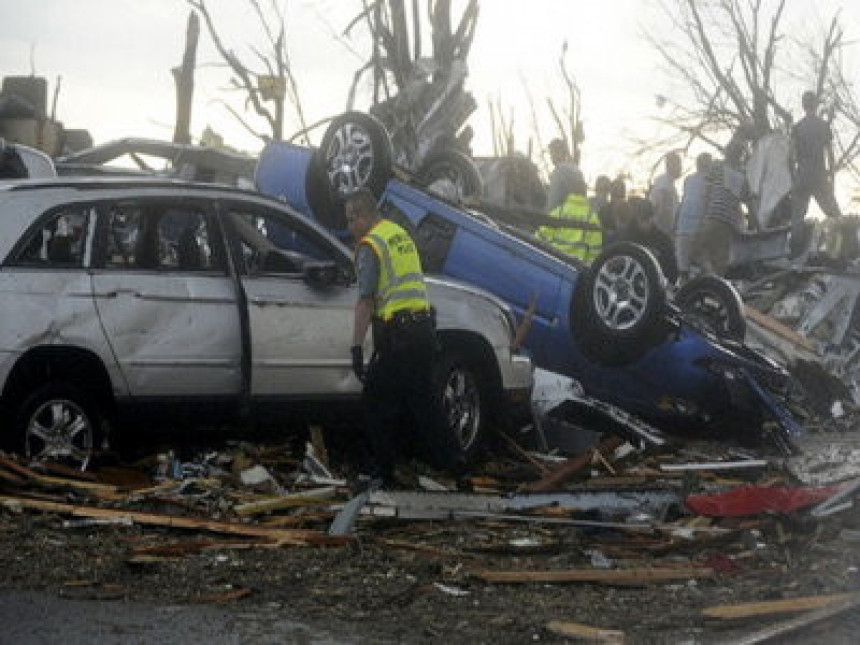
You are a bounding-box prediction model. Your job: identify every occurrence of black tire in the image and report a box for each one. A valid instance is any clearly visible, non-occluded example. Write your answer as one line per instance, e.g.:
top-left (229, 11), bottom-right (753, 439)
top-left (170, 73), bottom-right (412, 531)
top-left (571, 242), bottom-right (669, 366)
top-left (675, 275), bottom-right (746, 342)
top-left (417, 150), bottom-right (484, 201)
top-left (319, 111), bottom-right (393, 200)
top-left (14, 382), bottom-right (102, 471)
top-left (432, 349), bottom-right (487, 463)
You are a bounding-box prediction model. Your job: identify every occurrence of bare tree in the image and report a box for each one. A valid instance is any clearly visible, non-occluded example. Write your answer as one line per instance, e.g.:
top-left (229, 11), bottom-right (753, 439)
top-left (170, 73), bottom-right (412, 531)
top-left (188, 0), bottom-right (308, 144)
top-left (172, 12), bottom-right (200, 144)
top-left (344, 0), bottom-right (479, 170)
top-left (645, 0), bottom-right (860, 183)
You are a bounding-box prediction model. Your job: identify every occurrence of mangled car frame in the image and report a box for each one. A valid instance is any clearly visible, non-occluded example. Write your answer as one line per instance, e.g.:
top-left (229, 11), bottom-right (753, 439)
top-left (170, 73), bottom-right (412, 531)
top-left (256, 111), bottom-right (803, 453)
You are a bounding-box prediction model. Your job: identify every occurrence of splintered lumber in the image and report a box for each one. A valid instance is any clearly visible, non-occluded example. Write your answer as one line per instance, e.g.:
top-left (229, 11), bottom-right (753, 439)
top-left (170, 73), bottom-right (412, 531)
top-left (521, 435), bottom-right (625, 492)
top-left (0, 466), bottom-right (24, 485)
top-left (546, 620), bottom-right (626, 643)
top-left (475, 567), bottom-right (715, 586)
top-left (732, 594), bottom-right (860, 645)
top-left (234, 486), bottom-right (338, 517)
top-left (0, 495), bottom-right (352, 547)
top-left (702, 593), bottom-right (859, 620)
top-left (743, 305), bottom-right (816, 352)
top-left (0, 455), bottom-right (120, 498)
top-left (197, 587), bottom-right (253, 603)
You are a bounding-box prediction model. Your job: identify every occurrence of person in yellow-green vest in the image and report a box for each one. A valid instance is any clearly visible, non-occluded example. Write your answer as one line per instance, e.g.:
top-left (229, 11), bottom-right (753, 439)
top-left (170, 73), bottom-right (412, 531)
top-left (346, 188), bottom-right (462, 487)
top-left (537, 173), bottom-right (603, 263)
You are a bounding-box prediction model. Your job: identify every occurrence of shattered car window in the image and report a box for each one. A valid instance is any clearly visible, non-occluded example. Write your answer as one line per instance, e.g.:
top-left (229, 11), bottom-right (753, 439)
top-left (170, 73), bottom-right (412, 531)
top-left (103, 202), bottom-right (222, 271)
top-left (228, 208), bottom-right (335, 275)
top-left (11, 206), bottom-right (92, 267)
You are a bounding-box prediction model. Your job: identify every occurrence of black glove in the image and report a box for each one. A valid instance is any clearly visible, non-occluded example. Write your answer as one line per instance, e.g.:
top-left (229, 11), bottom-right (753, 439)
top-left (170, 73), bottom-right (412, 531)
top-left (351, 345), bottom-right (365, 382)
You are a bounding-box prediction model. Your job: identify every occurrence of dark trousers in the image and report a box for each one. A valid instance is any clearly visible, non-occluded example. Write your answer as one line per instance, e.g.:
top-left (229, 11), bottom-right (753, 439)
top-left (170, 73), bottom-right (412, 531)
top-left (362, 318), bottom-right (459, 481)
top-left (790, 178), bottom-right (841, 257)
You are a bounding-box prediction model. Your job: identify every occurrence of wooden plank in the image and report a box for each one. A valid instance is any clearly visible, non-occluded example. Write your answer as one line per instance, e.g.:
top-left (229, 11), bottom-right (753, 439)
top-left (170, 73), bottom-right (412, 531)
top-left (0, 495), bottom-right (353, 547)
top-left (732, 594), bottom-right (860, 644)
top-left (744, 305), bottom-right (816, 352)
top-left (521, 435), bottom-right (625, 493)
top-left (546, 620), bottom-right (626, 643)
top-left (0, 465), bottom-right (25, 485)
top-left (702, 593), bottom-right (857, 620)
top-left (475, 567), bottom-right (715, 585)
top-left (234, 487), bottom-right (337, 517)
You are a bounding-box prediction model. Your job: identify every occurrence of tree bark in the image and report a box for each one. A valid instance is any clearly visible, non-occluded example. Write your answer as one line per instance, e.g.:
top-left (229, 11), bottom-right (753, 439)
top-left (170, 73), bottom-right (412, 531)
top-left (173, 11), bottom-right (200, 144)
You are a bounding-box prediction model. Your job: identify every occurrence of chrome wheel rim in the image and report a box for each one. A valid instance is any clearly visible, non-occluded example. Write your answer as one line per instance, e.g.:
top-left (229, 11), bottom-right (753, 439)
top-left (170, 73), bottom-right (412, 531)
top-left (442, 366), bottom-right (481, 451)
top-left (593, 254), bottom-right (650, 331)
top-left (324, 122), bottom-right (374, 196)
top-left (25, 398), bottom-right (94, 470)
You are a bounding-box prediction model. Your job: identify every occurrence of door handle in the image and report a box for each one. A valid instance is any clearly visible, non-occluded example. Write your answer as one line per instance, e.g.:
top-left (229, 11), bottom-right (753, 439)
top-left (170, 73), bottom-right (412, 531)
top-left (97, 288), bottom-right (141, 299)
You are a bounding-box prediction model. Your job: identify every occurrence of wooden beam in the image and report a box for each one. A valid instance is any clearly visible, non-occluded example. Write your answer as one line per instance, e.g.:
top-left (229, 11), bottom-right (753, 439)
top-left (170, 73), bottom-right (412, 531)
top-left (475, 567), bottom-right (715, 585)
top-left (732, 594), bottom-right (860, 644)
top-left (744, 306), bottom-right (816, 352)
top-left (0, 495), bottom-right (352, 547)
top-left (702, 593), bottom-right (858, 620)
top-left (546, 620), bottom-right (626, 643)
top-left (521, 435), bottom-right (625, 493)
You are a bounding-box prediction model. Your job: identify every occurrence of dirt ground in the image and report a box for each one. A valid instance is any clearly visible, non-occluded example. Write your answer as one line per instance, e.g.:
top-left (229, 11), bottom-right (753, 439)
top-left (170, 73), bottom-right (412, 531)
top-left (2, 429), bottom-right (860, 644)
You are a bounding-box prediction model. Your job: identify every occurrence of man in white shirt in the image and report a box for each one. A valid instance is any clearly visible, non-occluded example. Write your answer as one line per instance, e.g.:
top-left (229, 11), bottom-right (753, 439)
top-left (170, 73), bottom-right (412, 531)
top-left (649, 152), bottom-right (682, 239)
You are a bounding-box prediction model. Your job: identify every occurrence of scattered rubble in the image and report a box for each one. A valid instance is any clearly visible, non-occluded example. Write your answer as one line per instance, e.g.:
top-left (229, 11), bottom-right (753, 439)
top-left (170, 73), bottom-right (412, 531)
top-left (2, 385), bottom-right (859, 644)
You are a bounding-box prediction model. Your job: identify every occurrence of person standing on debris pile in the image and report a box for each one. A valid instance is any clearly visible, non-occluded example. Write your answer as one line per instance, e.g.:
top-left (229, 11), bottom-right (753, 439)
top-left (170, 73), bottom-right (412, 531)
top-left (675, 152), bottom-right (713, 282)
top-left (691, 138), bottom-right (756, 277)
top-left (597, 176), bottom-right (631, 245)
top-left (790, 90), bottom-right (842, 259)
top-left (537, 174), bottom-right (603, 263)
top-left (649, 151), bottom-right (682, 240)
top-left (347, 189), bottom-right (462, 487)
top-left (615, 195), bottom-right (678, 284)
top-left (590, 174), bottom-right (612, 215)
top-left (545, 138), bottom-right (585, 213)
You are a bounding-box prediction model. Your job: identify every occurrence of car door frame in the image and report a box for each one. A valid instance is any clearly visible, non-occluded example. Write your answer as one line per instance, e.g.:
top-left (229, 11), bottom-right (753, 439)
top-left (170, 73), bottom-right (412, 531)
top-left (217, 195), bottom-right (360, 404)
top-left (89, 193), bottom-right (245, 422)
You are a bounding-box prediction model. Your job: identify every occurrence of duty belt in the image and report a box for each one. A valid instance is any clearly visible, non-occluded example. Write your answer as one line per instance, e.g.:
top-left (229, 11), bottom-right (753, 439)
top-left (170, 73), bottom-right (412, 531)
top-left (381, 308), bottom-right (433, 327)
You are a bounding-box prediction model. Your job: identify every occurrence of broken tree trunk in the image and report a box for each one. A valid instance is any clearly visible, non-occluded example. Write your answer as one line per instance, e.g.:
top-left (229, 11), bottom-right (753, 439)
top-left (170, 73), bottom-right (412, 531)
top-left (173, 11), bottom-right (199, 144)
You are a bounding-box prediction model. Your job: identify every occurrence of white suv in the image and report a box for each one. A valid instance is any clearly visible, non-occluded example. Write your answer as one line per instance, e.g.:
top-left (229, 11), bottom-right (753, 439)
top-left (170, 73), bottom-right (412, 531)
top-left (0, 178), bottom-right (532, 469)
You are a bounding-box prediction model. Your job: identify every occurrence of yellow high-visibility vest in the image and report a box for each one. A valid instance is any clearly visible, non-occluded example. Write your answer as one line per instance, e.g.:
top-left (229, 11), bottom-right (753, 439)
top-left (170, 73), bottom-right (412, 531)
top-left (537, 193), bottom-right (603, 263)
top-left (360, 219), bottom-right (430, 321)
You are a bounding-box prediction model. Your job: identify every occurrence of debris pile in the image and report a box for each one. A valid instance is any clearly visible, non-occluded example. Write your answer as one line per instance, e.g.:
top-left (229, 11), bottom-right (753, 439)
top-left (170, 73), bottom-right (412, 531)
top-left (2, 409), bottom-right (859, 642)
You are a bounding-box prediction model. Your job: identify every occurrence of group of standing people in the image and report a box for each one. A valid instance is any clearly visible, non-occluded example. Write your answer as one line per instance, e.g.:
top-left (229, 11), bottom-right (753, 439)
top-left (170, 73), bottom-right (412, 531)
top-left (539, 90), bottom-right (842, 285)
top-left (539, 138), bottom-right (678, 282)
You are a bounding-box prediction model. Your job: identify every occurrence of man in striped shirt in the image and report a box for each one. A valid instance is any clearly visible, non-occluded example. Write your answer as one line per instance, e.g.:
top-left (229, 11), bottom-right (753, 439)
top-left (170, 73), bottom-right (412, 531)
top-left (691, 138), bottom-right (756, 277)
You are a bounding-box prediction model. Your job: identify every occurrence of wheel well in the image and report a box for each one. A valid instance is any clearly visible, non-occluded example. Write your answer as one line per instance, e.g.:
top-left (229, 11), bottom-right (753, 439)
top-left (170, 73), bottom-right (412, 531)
top-left (436, 330), bottom-right (503, 402)
top-left (2, 346), bottom-right (115, 416)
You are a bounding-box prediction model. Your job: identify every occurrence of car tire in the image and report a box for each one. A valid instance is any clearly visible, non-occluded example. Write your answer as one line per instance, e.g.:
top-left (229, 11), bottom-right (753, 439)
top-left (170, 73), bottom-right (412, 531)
top-left (319, 111), bottom-right (393, 200)
top-left (675, 275), bottom-right (746, 342)
top-left (14, 382), bottom-right (101, 471)
top-left (432, 349), bottom-right (487, 463)
top-left (571, 242), bottom-right (669, 366)
top-left (417, 149), bottom-right (484, 201)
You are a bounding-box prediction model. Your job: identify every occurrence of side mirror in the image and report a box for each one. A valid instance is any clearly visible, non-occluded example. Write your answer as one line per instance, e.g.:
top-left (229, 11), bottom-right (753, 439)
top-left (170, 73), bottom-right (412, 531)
top-left (303, 261), bottom-right (343, 289)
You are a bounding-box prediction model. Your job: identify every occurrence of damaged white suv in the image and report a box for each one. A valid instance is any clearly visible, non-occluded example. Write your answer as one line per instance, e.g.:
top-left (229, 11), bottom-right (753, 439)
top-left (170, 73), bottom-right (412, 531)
top-left (0, 178), bottom-right (532, 469)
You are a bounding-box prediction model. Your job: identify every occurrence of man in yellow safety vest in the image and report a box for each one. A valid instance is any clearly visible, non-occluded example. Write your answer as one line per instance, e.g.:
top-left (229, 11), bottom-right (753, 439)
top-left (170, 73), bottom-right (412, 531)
top-left (347, 188), bottom-right (460, 486)
top-left (537, 174), bottom-right (603, 263)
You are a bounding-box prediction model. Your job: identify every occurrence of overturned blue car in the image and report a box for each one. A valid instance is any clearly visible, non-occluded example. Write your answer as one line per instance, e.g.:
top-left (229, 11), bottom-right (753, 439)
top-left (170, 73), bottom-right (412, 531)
top-left (255, 112), bottom-right (802, 454)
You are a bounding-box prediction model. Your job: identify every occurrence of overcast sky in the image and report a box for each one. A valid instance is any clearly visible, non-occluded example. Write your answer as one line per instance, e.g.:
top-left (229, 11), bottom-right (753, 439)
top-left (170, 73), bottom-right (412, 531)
top-left (0, 0), bottom-right (857, 195)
